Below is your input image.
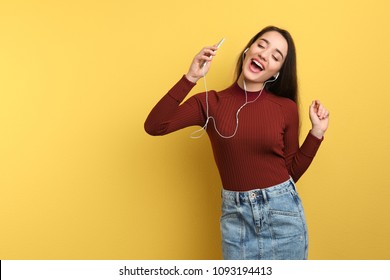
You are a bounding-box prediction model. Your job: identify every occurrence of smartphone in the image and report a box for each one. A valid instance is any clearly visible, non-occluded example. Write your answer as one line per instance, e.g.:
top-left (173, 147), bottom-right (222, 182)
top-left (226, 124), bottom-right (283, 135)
top-left (202, 38), bottom-right (225, 67)
top-left (216, 37), bottom-right (225, 49)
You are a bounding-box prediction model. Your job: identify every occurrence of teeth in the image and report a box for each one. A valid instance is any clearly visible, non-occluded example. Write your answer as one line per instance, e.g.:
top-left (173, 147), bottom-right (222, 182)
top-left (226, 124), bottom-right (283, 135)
top-left (252, 60), bottom-right (264, 70)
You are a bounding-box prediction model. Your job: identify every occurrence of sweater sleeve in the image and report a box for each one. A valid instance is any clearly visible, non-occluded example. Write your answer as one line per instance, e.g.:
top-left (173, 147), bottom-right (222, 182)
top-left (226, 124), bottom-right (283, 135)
top-left (283, 101), bottom-right (323, 182)
top-left (144, 75), bottom-right (206, 136)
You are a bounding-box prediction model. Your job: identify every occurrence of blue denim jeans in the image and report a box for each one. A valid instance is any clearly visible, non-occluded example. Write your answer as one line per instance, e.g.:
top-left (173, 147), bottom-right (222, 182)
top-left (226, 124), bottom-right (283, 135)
top-left (220, 178), bottom-right (308, 260)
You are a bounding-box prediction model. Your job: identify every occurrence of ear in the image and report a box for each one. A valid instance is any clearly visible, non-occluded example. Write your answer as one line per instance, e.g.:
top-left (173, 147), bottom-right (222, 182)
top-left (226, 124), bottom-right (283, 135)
top-left (273, 72), bottom-right (280, 79)
top-left (242, 48), bottom-right (249, 60)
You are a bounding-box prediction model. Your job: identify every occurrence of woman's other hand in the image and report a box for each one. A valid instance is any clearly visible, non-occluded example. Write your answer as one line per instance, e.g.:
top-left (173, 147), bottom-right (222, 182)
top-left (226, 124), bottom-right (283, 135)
top-left (309, 100), bottom-right (329, 139)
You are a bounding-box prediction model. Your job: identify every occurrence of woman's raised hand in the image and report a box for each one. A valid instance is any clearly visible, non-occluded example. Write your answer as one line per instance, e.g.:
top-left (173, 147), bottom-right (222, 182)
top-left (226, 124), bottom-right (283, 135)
top-left (185, 45), bottom-right (218, 83)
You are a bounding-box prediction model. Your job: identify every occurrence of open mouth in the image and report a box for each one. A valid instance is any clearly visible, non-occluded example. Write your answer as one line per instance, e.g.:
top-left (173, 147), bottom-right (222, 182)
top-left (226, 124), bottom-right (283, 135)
top-left (250, 59), bottom-right (264, 72)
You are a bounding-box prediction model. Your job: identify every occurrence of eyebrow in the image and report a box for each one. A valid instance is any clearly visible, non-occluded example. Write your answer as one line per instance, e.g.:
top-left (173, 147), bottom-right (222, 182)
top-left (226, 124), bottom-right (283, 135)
top-left (259, 38), bottom-right (285, 60)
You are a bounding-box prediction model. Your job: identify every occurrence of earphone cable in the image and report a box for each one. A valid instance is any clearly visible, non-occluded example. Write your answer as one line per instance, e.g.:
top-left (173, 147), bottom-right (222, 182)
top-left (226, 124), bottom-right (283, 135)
top-left (190, 63), bottom-right (277, 139)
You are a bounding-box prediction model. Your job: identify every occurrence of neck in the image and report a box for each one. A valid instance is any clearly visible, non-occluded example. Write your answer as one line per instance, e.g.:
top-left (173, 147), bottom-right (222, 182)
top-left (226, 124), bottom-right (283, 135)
top-left (237, 74), bottom-right (264, 92)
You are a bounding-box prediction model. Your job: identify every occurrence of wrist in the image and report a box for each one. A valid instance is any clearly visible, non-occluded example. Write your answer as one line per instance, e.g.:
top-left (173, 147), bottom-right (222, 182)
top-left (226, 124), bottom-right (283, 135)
top-left (310, 128), bottom-right (325, 139)
top-left (185, 73), bottom-right (199, 84)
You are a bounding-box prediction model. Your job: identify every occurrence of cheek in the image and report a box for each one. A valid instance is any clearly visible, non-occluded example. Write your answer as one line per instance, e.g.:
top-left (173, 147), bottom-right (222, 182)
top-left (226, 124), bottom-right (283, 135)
top-left (241, 56), bottom-right (252, 71)
top-left (269, 62), bottom-right (283, 73)
top-left (243, 53), bottom-right (252, 64)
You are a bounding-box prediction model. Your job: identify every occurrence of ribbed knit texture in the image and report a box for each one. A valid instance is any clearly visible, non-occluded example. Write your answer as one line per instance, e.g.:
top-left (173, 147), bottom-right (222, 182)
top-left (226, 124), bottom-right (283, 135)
top-left (145, 75), bottom-right (323, 191)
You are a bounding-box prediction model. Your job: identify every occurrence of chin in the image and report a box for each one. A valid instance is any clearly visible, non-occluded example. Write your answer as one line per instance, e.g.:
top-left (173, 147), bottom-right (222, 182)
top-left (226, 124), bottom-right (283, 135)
top-left (243, 73), bottom-right (267, 84)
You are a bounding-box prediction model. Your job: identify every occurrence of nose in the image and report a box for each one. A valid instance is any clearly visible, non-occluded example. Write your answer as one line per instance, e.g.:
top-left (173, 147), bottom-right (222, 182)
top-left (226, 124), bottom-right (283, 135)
top-left (258, 49), bottom-right (271, 62)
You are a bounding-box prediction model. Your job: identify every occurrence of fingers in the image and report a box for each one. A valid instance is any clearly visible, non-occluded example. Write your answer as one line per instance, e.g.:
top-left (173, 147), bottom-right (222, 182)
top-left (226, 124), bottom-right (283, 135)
top-left (310, 100), bottom-right (329, 120)
top-left (186, 45), bottom-right (220, 83)
top-left (197, 46), bottom-right (218, 66)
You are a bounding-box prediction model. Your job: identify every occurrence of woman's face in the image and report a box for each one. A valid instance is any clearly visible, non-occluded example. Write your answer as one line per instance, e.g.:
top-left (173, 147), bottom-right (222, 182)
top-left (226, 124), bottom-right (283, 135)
top-left (242, 31), bottom-right (288, 83)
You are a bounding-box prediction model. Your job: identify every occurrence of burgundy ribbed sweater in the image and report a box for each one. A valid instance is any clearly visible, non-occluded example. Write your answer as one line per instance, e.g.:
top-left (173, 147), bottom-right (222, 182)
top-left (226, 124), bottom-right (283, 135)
top-left (145, 75), bottom-right (323, 191)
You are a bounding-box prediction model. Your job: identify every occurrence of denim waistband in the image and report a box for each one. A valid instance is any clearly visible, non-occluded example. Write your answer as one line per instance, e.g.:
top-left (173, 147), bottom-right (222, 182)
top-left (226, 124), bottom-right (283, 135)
top-left (222, 177), bottom-right (295, 204)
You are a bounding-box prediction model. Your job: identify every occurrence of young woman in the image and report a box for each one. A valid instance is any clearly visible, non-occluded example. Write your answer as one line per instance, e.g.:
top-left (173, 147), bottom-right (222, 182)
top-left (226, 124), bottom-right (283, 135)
top-left (144, 26), bottom-right (329, 260)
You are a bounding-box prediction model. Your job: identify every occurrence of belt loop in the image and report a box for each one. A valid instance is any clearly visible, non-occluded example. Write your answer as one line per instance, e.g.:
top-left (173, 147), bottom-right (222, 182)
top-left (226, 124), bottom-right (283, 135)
top-left (236, 192), bottom-right (241, 206)
top-left (289, 177), bottom-right (297, 192)
top-left (261, 189), bottom-right (268, 204)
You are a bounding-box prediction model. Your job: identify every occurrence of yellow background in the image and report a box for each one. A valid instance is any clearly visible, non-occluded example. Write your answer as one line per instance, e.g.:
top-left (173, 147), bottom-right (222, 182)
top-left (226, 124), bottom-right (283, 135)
top-left (0, 0), bottom-right (389, 259)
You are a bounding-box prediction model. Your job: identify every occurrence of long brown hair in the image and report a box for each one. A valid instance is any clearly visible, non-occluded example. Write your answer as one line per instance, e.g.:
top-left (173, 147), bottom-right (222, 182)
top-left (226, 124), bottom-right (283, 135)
top-left (235, 26), bottom-right (298, 103)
